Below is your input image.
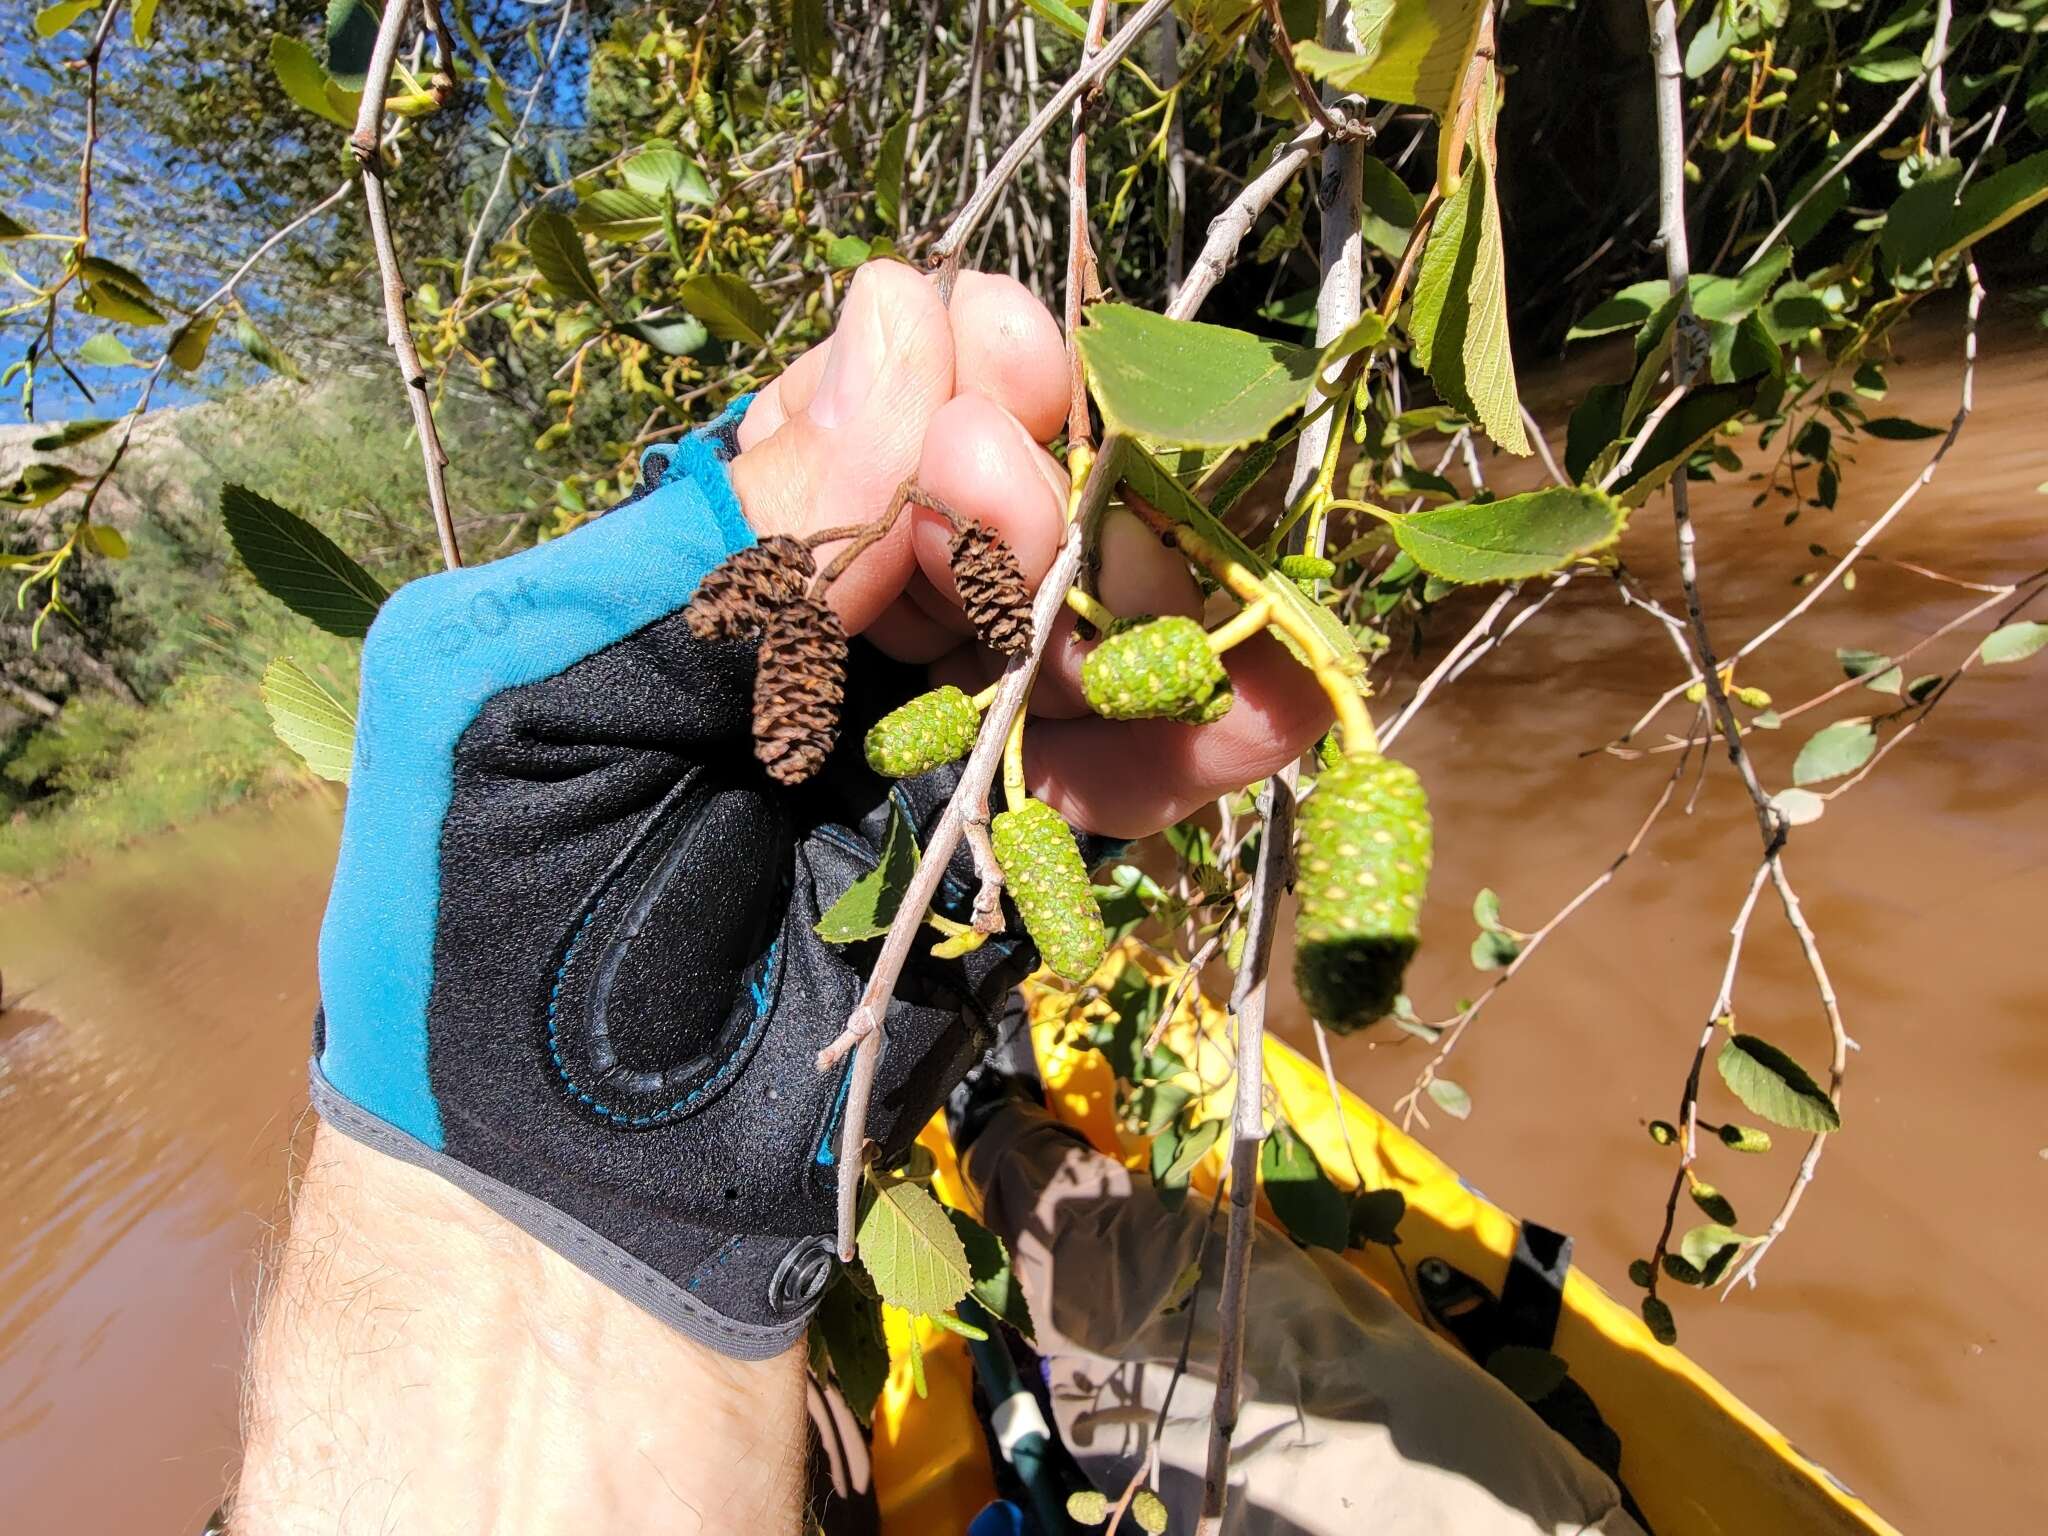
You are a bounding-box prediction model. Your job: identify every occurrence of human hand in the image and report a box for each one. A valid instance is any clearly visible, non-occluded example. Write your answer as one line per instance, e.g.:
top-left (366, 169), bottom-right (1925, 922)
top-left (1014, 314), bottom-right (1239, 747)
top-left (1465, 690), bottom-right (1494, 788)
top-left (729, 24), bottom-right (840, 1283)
top-left (729, 259), bottom-right (1330, 840)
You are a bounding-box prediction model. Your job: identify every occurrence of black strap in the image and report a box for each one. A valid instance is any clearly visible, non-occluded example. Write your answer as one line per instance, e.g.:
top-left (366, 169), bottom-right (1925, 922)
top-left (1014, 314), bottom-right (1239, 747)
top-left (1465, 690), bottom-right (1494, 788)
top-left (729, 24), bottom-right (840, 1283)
top-left (1499, 1220), bottom-right (1572, 1352)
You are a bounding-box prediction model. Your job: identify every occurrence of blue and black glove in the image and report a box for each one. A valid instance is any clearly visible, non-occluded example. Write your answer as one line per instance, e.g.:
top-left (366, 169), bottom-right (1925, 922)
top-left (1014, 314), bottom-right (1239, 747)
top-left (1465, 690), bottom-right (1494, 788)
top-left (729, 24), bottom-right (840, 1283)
top-left (312, 404), bottom-right (1036, 1360)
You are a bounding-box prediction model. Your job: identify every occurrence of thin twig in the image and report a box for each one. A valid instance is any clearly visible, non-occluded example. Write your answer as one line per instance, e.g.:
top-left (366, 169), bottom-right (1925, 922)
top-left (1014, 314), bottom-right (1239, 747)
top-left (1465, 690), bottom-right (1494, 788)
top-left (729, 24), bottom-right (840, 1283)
top-left (351, 0), bottom-right (462, 570)
top-left (1168, 120), bottom-right (1327, 321)
top-left (1196, 776), bottom-right (1292, 1536)
top-left (459, 0), bottom-right (579, 288)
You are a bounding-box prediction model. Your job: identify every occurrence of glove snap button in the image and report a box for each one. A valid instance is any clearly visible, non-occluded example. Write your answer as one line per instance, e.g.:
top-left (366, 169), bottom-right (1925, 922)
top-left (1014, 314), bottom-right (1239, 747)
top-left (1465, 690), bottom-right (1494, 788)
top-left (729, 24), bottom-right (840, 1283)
top-left (768, 1236), bottom-right (837, 1317)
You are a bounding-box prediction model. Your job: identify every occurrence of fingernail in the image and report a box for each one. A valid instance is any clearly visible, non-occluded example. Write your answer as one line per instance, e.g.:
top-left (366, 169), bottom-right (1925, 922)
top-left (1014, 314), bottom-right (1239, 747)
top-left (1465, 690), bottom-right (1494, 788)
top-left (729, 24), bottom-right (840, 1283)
top-left (810, 273), bottom-right (885, 430)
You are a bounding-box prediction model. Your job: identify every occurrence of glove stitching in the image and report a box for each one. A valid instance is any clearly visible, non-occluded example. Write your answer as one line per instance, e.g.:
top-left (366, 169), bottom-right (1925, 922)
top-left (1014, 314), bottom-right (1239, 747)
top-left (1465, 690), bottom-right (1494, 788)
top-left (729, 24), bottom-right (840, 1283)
top-left (546, 907), bottom-right (784, 1127)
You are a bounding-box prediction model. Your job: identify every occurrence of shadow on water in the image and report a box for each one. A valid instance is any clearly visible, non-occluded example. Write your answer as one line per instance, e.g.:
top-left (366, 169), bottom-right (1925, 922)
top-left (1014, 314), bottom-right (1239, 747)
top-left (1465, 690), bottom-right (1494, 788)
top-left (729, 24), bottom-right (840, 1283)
top-left (0, 319), bottom-right (2042, 1531)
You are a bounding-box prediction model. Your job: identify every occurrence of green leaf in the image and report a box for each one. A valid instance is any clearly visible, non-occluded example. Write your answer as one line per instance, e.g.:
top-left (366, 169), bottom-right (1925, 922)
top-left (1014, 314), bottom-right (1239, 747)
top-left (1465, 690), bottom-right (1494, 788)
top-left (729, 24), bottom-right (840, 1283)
top-left (220, 483), bottom-right (390, 637)
top-left (168, 311), bottom-right (219, 373)
top-left (1716, 1033), bottom-right (1840, 1133)
top-left (1611, 384), bottom-right (1753, 505)
top-left (270, 35), bottom-right (355, 127)
top-left (29, 418), bottom-right (116, 450)
top-left (528, 210), bottom-right (606, 308)
top-left (1408, 78), bottom-right (1527, 455)
top-left (1319, 312), bottom-right (1389, 369)
top-left (1470, 929), bottom-right (1520, 970)
top-left (621, 143), bottom-right (712, 206)
top-left (76, 259), bottom-right (166, 327)
top-left (1862, 416), bottom-right (1944, 441)
top-left (816, 798), bottom-right (919, 942)
top-left (1792, 719), bottom-right (1876, 786)
top-left (1427, 1076), bottom-right (1472, 1120)
top-left (875, 116), bottom-right (910, 230)
top-left (574, 189), bottom-right (667, 242)
top-left (1771, 786), bottom-right (1825, 826)
top-left (1150, 1116), bottom-right (1224, 1209)
top-left (0, 208), bottom-right (36, 241)
top-left (790, 0), bottom-right (832, 74)
top-left (1937, 149), bottom-right (2048, 264)
top-left (1259, 1120), bottom-right (1350, 1251)
top-left (130, 0), bottom-right (158, 45)
top-left (1567, 281), bottom-right (1667, 341)
top-left (1381, 486), bottom-right (1624, 585)
top-left (1290, 0), bottom-right (1487, 115)
top-left (813, 1273), bottom-right (889, 1426)
top-left (326, 0), bottom-right (378, 90)
top-left (1679, 1224), bottom-right (1747, 1284)
top-left (33, 0), bottom-right (97, 39)
top-left (824, 234), bottom-right (872, 270)
top-left (261, 657), bottom-right (357, 783)
top-left (234, 314), bottom-right (304, 380)
top-left (1836, 647), bottom-right (1891, 682)
top-left (1077, 305), bottom-right (1320, 451)
top-left (1359, 154), bottom-right (1417, 260)
top-left (946, 1209), bottom-right (1034, 1340)
top-left (1979, 621), bottom-right (2048, 664)
top-left (680, 273), bottom-right (773, 348)
top-left (615, 315), bottom-right (710, 356)
top-left (82, 522), bottom-right (127, 559)
top-left (1020, 0), bottom-right (1090, 41)
top-left (1, 463), bottom-right (80, 507)
top-left (1472, 887), bottom-right (1501, 928)
top-left (1485, 1344), bottom-right (1568, 1403)
top-left (857, 1172), bottom-right (974, 1317)
top-left (1692, 246), bottom-right (1789, 325)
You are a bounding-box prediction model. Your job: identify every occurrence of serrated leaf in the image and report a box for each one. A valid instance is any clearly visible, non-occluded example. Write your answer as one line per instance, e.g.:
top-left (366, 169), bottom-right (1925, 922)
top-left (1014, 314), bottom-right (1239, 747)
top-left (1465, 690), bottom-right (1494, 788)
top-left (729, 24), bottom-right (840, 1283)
top-left (1259, 1120), bottom-right (1349, 1251)
top-left (1427, 1076), bottom-right (1472, 1119)
top-left (1078, 305), bottom-right (1321, 450)
top-left (816, 798), bottom-right (919, 942)
top-left (857, 1173), bottom-right (974, 1317)
top-left (1716, 1033), bottom-right (1840, 1133)
top-left (30, 418), bottom-right (115, 450)
top-left (168, 312), bottom-right (219, 373)
top-left (528, 209), bottom-right (606, 308)
top-left (680, 273), bottom-right (772, 348)
top-left (1408, 77), bottom-right (1528, 455)
top-left (875, 115), bottom-right (910, 230)
top-left (1792, 719), bottom-right (1877, 786)
top-left (262, 657), bottom-right (357, 783)
top-left (270, 35), bottom-right (356, 127)
top-left (220, 484), bottom-right (389, 637)
top-left (1382, 486), bottom-right (1624, 585)
top-left (813, 1273), bottom-right (889, 1426)
top-left (946, 1209), bottom-right (1034, 1340)
top-left (1979, 621), bottom-right (2048, 665)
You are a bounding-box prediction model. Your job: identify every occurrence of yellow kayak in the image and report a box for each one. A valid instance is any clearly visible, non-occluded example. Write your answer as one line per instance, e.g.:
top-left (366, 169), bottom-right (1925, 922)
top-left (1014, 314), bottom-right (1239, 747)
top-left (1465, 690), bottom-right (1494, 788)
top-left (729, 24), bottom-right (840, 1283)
top-left (867, 946), bottom-right (1897, 1536)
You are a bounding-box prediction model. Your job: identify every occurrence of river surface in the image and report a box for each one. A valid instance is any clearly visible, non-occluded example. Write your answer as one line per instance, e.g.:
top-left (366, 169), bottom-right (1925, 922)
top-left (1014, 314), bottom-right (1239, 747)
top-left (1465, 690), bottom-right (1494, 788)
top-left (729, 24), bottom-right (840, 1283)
top-left (2, 321), bottom-right (2043, 1532)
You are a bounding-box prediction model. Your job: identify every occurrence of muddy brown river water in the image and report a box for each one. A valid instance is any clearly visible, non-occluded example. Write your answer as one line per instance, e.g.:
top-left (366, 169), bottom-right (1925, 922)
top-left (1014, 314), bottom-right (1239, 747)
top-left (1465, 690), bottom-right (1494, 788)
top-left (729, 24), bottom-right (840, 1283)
top-left (2, 320), bottom-right (2043, 1532)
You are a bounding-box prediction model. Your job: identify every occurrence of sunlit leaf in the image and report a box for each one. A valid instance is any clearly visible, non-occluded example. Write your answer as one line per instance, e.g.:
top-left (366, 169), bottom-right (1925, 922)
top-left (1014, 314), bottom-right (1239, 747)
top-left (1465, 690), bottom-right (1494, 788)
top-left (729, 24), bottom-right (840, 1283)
top-left (1792, 719), bottom-right (1876, 786)
top-left (574, 189), bottom-right (667, 242)
top-left (1381, 486), bottom-right (1623, 584)
top-left (261, 656), bottom-right (357, 783)
top-left (168, 311), bottom-right (220, 373)
top-left (1427, 1076), bottom-right (1472, 1119)
top-left (1077, 305), bottom-right (1320, 450)
top-left (1291, 0), bottom-right (1487, 117)
top-left (1980, 621), bottom-right (2048, 664)
top-left (270, 35), bottom-right (355, 126)
top-left (621, 142), bottom-right (712, 205)
top-left (1, 463), bottom-right (80, 507)
top-left (77, 333), bottom-right (139, 367)
top-left (82, 523), bottom-right (127, 558)
top-left (1716, 1033), bottom-right (1840, 1133)
top-left (857, 1172), bottom-right (974, 1317)
top-left (1408, 77), bottom-right (1527, 454)
top-left (33, 0), bottom-right (98, 40)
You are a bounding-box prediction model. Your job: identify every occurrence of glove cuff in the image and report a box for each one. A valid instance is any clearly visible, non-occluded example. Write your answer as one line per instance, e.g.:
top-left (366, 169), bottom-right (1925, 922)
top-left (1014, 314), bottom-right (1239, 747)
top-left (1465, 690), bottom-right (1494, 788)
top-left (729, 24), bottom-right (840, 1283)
top-left (308, 1056), bottom-right (823, 1361)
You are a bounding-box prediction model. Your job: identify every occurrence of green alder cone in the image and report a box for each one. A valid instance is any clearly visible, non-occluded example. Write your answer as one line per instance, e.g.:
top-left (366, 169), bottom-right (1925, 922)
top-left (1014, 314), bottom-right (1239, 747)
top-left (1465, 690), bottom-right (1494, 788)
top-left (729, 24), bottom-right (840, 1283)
top-left (864, 685), bottom-right (981, 778)
top-left (991, 799), bottom-right (1107, 983)
top-left (1081, 615), bottom-right (1232, 723)
top-left (1293, 752), bottom-right (1434, 1033)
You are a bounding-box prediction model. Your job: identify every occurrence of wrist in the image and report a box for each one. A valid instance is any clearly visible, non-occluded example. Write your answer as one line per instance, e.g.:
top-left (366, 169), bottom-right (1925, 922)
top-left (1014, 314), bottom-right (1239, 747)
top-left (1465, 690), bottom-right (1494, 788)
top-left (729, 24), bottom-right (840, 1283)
top-left (237, 1125), bottom-right (807, 1534)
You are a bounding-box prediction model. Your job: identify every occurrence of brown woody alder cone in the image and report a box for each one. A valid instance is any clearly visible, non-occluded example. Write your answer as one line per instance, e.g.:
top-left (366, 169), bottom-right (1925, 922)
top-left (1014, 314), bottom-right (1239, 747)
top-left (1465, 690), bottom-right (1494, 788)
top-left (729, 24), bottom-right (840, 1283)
top-left (685, 536), bottom-right (815, 641)
top-left (752, 593), bottom-right (848, 785)
top-left (948, 521), bottom-right (1033, 656)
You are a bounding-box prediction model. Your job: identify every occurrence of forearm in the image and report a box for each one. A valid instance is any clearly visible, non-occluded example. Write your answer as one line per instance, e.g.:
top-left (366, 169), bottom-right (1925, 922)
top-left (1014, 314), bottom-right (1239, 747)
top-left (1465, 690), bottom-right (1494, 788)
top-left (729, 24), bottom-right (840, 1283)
top-left (236, 1125), bottom-right (808, 1535)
